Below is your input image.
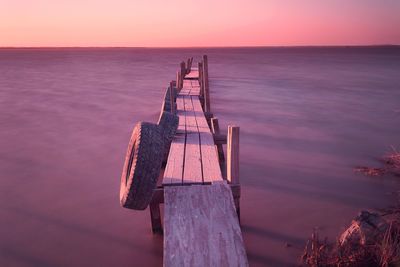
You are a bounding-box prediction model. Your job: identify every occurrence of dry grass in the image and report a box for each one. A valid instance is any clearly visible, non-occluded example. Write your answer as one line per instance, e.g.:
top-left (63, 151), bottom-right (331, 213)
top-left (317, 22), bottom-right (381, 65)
top-left (354, 146), bottom-right (400, 177)
top-left (300, 226), bottom-right (400, 266)
top-left (300, 211), bottom-right (400, 266)
top-left (301, 147), bottom-right (400, 266)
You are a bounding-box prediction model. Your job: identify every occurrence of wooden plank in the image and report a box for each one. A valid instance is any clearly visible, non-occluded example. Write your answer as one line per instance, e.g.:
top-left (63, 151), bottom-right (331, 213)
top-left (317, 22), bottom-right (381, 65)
top-left (175, 96), bottom-right (186, 134)
top-left (189, 80), bottom-right (201, 96)
top-left (191, 97), bottom-right (223, 183)
top-left (182, 96), bottom-right (202, 184)
top-left (185, 68), bottom-right (199, 79)
top-left (164, 182), bottom-right (248, 267)
top-left (163, 135), bottom-right (185, 185)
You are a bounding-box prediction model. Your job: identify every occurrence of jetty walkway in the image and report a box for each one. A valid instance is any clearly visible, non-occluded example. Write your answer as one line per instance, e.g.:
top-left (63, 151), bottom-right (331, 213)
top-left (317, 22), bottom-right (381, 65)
top-left (121, 56), bottom-right (248, 266)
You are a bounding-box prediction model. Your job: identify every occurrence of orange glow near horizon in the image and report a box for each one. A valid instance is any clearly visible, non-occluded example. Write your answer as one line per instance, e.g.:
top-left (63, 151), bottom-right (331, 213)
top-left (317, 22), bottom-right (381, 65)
top-left (1, 0), bottom-right (399, 47)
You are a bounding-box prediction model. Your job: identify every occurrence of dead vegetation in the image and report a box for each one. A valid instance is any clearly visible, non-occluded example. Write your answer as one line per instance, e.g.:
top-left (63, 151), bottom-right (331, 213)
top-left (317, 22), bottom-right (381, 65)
top-left (354, 146), bottom-right (400, 177)
top-left (300, 219), bottom-right (400, 266)
top-left (301, 147), bottom-right (400, 266)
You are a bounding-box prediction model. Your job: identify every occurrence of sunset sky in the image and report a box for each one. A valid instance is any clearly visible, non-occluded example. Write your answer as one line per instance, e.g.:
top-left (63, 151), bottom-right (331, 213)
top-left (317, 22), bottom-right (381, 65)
top-left (1, 0), bottom-right (399, 47)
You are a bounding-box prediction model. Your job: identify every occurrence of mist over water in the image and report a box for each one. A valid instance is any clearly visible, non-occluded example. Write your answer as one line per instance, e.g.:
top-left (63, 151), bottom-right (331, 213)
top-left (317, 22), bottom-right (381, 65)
top-left (1, 47), bottom-right (400, 266)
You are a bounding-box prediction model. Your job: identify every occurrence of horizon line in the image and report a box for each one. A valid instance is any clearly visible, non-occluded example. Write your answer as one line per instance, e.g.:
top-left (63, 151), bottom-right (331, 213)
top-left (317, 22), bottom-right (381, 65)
top-left (0, 44), bottom-right (399, 49)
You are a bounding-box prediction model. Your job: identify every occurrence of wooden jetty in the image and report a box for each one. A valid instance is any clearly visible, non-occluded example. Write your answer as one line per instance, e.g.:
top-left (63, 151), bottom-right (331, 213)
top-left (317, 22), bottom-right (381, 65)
top-left (120, 55), bottom-right (248, 266)
top-left (150, 56), bottom-right (248, 266)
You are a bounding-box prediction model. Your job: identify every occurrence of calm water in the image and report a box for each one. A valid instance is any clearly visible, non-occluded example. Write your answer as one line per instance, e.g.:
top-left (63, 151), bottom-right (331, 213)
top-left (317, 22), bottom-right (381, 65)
top-left (1, 47), bottom-right (400, 266)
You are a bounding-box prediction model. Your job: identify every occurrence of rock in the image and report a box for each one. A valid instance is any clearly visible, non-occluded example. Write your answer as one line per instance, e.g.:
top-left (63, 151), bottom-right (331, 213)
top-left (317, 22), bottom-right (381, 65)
top-left (339, 210), bottom-right (389, 246)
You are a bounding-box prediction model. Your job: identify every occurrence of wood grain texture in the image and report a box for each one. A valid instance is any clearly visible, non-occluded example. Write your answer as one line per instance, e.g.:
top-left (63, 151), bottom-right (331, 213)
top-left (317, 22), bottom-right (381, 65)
top-left (180, 61), bottom-right (186, 88)
top-left (185, 68), bottom-right (199, 79)
top-left (183, 96), bottom-right (202, 184)
top-left (163, 134), bottom-right (185, 185)
top-left (191, 97), bottom-right (223, 183)
top-left (164, 182), bottom-right (248, 267)
top-left (175, 96), bottom-right (186, 135)
top-left (227, 126), bottom-right (240, 184)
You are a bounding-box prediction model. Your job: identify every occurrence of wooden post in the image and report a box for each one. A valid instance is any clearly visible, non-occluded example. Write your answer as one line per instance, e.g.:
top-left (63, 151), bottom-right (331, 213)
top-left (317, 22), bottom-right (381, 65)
top-left (150, 187), bottom-right (164, 234)
top-left (227, 125), bottom-right (240, 220)
top-left (180, 61), bottom-right (185, 89)
top-left (186, 57), bottom-right (193, 74)
top-left (176, 71), bottom-right (181, 90)
top-left (198, 62), bottom-right (203, 96)
top-left (211, 118), bottom-right (225, 163)
top-left (169, 81), bottom-right (175, 114)
top-left (202, 55), bottom-right (210, 113)
top-left (150, 201), bottom-right (163, 234)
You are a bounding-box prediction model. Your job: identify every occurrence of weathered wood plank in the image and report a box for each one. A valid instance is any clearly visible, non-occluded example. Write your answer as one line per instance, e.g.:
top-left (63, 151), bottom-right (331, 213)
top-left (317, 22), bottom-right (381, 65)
top-left (164, 182), bottom-right (248, 267)
top-left (175, 95), bottom-right (186, 134)
top-left (185, 68), bottom-right (199, 79)
top-left (191, 97), bottom-right (223, 183)
top-left (163, 135), bottom-right (185, 185)
top-left (182, 96), bottom-right (202, 184)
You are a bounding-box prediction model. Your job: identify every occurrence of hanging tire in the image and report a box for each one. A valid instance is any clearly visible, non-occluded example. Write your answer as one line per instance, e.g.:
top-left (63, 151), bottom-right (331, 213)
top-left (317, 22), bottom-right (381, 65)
top-left (161, 86), bottom-right (178, 113)
top-left (120, 122), bottom-right (163, 210)
top-left (161, 100), bottom-right (177, 113)
top-left (164, 86), bottom-right (178, 102)
top-left (157, 111), bottom-right (179, 163)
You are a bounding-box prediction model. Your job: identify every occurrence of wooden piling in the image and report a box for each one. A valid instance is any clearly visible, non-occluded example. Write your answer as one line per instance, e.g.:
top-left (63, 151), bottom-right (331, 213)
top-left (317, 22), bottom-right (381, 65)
top-left (198, 62), bottom-right (203, 96)
top-left (169, 81), bottom-right (175, 114)
top-left (227, 125), bottom-right (240, 219)
top-left (180, 61), bottom-right (185, 89)
top-left (176, 71), bottom-right (181, 90)
top-left (227, 125), bottom-right (239, 183)
top-left (186, 57), bottom-right (193, 74)
top-left (211, 118), bottom-right (225, 163)
top-left (202, 55), bottom-right (211, 113)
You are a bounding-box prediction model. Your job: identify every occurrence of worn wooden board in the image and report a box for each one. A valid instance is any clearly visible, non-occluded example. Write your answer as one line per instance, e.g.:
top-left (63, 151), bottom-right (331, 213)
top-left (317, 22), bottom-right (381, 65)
top-left (182, 96), bottom-right (202, 184)
top-left (163, 135), bottom-right (185, 185)
top-left (191, 96), bottom-right (223, 183)
top-left (175, 95), bottom-right (186, 134)
top-left (164, 182), bottom-right (248, 267)
top-left (185, 68), bottom-right (199, 79)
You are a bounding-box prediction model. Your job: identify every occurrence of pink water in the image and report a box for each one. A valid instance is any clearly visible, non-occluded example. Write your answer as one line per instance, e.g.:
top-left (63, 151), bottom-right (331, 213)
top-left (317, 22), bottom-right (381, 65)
top-left (1, 47), bottom-right (400, 266)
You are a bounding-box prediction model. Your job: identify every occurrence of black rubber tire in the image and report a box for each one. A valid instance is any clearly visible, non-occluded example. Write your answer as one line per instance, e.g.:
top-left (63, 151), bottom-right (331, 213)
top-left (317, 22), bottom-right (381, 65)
top-left (161, 100), bottom-right (177, 113)
top-left (164, 86), bottom-right (178, 102)
top-left (157, 111), bottom-right (179, 163)
top-left (161, 86), bottom-right (178, 113)
top-left (120, 122), bottom-right (163, 210)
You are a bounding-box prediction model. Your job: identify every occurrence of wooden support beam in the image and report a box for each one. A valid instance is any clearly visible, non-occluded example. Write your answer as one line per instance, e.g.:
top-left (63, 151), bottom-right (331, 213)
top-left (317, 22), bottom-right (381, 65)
top-left (227, 126), bottom-right (240, 183)
top-left (186, 57), bottom-right (193, 74)
top-left (211, 118), bottom-right (225, 163)
top-left (163, 182), bottom-right (248, 267)
top-left (227, 125), bottom-right (240, 220)
top-left (213, 134), bottom-right (227, 144)
top-left (180, 61), bottom-right (186, 89)
top-left (198, 62), bottom-right (203, 97)
top-left (176, 71), bottom-right (181, 90)
top-left (169, 81), bottom-right (175, 114)
top-left (202, 55), bottom-right (210, 113)
top-left (150, 201), bottom-right (163, 234)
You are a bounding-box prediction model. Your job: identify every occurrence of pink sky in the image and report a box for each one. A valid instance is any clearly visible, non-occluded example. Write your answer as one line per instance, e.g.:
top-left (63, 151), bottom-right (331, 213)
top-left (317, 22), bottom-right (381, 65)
top-left (1, 0), bottom-right (399, 47)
